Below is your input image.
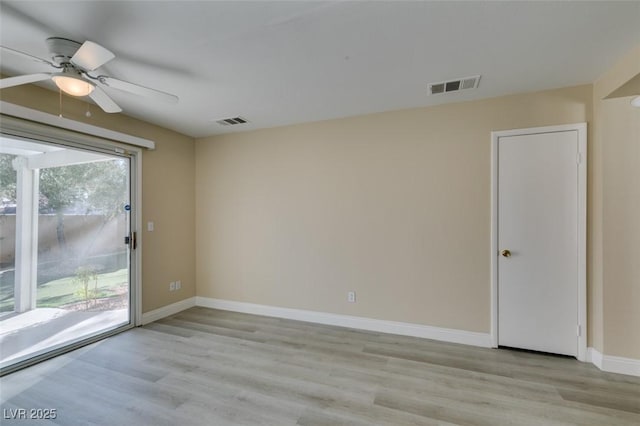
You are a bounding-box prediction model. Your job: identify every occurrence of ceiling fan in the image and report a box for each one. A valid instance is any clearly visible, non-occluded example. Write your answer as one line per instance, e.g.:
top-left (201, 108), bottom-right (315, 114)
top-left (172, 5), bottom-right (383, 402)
top-left (0, 37), bottom-right (179, 113)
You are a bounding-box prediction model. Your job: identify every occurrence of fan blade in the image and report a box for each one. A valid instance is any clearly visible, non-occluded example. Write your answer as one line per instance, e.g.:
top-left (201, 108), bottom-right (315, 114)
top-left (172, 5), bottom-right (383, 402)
top-left (89, 85), bottom-right (122, 113)
top-left (71, 41), bottom-right (114, 71)
top-left (0, 73), bottom-right (51, 89)
top-left (1, 45), bottom-right (57, 67)
top-left (98, 75), bottom-right (178, 104)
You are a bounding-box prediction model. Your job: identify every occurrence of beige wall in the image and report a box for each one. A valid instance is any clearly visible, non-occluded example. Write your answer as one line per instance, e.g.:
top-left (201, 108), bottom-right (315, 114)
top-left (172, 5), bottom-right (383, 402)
top-left (196, 85), bottom-right (592, 334)
top-left (593, 45), bottom-right (640, 359)
top-left (0, 84), bottom-right (196, 313)
top-left (3, 47), bottom-right (636, 360)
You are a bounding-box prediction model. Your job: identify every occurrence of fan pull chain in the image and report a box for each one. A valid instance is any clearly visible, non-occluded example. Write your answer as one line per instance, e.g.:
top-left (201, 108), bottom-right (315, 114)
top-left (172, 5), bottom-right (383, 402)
top-left (58, 88), bottom-right (63, 118)
top-left (85, 102), bottom-right (92, 118)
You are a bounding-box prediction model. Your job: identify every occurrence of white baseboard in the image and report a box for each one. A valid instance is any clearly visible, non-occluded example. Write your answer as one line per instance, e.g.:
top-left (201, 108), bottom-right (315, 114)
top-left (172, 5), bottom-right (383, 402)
top-left (195, 297), bottom-right (492, 348)
top-left (587, 347), bottom-right (640, 377)
top-left (141, 297), bottom-right (196, 325)
top-left (139, 297), bottom-right (640, 377)
top-left (587, 347), bottom-right (603, 369)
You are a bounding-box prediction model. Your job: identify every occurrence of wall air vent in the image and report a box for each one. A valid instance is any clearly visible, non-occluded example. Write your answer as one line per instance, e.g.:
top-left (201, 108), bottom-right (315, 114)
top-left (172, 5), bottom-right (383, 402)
top-left (216, 116), bottom-right (249, 126)
top-left (428, 75), bottom-right (481, 95)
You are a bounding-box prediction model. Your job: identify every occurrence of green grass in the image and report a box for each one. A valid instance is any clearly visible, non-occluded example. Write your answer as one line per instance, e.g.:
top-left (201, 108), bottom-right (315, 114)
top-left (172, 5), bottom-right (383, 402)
top-left (0, 269), bottom-right (127, 311)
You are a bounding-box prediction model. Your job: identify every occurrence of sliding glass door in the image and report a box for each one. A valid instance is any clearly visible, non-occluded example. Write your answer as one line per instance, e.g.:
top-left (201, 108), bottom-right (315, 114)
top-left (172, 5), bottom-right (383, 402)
top-left (0, 134), bottom-right (135, 374)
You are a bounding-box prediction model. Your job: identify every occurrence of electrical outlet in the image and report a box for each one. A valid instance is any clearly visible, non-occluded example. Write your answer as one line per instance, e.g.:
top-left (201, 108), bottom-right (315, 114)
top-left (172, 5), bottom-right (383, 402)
top-left (176, 280), bottom-right (182, 290)
top-left (347, 291), bottom-right (356, 303)
top-left (169, 281), bottom-right (176, 291)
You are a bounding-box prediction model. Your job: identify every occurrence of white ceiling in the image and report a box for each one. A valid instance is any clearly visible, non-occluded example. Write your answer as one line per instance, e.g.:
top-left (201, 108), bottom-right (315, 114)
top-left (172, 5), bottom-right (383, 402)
top-left (1, 1), bottom-right (638, 138)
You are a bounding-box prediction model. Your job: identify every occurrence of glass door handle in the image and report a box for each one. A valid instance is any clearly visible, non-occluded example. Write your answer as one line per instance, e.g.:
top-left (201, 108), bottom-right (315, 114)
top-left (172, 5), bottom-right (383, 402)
top-left (124, 232), bottom-right (137, 250)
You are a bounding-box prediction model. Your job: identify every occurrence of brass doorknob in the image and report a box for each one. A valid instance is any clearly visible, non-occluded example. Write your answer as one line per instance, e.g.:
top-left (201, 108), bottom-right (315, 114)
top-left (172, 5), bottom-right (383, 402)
top-left (501, 249), bottom-right (511, 258)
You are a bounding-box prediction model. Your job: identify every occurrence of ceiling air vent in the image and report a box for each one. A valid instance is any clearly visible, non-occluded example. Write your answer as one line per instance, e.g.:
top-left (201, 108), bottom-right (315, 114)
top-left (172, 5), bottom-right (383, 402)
top-left (428, 75), bottom-right (481, 95)
top-left (216, 116), bottom-right (249, 126)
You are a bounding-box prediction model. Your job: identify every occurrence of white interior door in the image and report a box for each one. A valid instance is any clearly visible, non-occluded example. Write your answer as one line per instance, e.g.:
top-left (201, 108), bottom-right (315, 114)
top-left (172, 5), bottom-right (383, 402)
top-left (497, 129), bottom-right (582, 356)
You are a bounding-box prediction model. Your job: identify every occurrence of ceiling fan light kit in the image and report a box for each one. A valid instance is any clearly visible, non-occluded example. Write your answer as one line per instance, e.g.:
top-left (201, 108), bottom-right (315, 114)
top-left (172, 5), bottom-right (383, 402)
top-left (52, 71), bottom-right (95, 97)
top-left (0, 37), bottom-right (178, 113)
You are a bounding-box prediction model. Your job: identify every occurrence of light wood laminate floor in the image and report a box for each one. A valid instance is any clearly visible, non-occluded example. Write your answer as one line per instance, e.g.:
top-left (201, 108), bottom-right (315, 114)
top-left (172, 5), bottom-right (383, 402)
top-left (1, 307), bottom-right (639, 425)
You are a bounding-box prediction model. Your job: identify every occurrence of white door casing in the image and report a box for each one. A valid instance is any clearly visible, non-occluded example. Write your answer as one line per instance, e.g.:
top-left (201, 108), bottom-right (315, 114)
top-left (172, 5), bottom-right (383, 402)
top-left (490, 123), bottom-right (587, 360)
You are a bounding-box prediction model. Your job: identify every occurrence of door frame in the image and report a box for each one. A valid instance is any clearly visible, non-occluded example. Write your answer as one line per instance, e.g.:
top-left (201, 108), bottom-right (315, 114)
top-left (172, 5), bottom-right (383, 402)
top-left (0, 109), bottom-right (146, 375)
top-left (490, 123), bottom-right (587, 361)
top-left (1, 102), bottom-right (150, 326)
